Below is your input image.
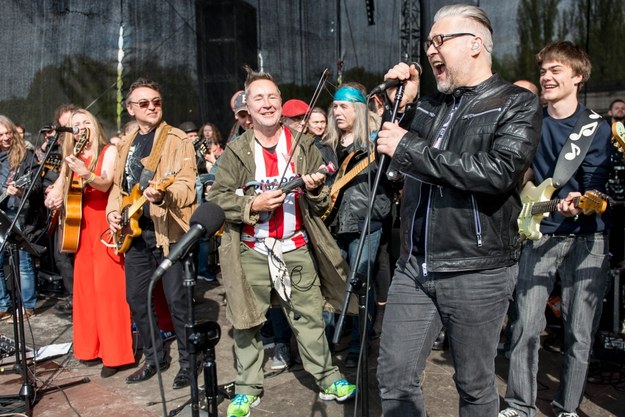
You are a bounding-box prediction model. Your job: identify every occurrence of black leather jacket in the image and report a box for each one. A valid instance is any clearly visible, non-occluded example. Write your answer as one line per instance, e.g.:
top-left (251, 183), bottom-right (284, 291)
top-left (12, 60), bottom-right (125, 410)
top-left (389, 74), bottom-right (542, 273)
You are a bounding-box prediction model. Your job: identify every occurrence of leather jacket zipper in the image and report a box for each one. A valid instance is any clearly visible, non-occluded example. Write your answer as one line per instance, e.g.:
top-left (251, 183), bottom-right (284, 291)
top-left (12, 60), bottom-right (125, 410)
top-left (470, 194), bottom-right (483, 247)
top-left (461, 107), bottom-right (502, 120)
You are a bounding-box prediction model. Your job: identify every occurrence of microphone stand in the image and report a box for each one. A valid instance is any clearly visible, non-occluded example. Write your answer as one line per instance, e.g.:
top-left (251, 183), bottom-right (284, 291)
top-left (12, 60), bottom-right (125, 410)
top-left (164, 251), bottom-right (222, 417)
top-left (332, 84), bottom-right (406, 417)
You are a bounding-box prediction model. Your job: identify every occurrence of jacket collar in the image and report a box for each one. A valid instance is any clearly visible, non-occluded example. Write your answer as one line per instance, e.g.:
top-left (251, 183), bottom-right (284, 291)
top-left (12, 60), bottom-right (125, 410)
top-left (449, 73), bottom-right (500, 100)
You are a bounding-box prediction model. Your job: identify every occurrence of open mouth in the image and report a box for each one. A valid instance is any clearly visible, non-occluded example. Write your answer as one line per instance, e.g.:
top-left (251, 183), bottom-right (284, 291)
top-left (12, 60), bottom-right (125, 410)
top-left (432, 62), bottom-right (446, 77)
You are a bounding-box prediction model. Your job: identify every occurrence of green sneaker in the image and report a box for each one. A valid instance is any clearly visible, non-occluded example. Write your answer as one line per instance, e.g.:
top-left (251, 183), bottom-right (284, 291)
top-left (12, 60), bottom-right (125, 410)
top-left (226, 394), bottom-right (260, 417)
top-left (319, 379), bottom-right (357, 402)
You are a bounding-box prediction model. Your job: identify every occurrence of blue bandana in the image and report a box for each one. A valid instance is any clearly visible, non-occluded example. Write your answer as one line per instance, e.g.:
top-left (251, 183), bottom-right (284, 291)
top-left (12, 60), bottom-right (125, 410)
top-left (333, 86), bottom-right (367, 104)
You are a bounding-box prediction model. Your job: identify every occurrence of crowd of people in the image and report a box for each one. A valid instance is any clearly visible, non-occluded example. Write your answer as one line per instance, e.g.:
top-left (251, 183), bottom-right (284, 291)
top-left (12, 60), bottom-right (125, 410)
top-left (0, 3), bottom-right (623, 417)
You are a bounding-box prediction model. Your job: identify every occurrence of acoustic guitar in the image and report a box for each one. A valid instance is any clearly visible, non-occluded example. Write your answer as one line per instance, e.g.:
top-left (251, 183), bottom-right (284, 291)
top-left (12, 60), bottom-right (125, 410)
top-left (517, 178), bottom-right (608, 240)
top-left (321, 151), bottom-right (375, 223)
top-left (114, 175), bottom-right (175, 255)
top-left (58, 128), bottom-right (90, 253)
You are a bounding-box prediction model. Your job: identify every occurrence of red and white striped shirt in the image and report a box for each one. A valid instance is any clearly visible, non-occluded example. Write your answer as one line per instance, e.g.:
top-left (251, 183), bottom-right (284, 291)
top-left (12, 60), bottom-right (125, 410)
top-left (241, 128), bottom-right (308, 255)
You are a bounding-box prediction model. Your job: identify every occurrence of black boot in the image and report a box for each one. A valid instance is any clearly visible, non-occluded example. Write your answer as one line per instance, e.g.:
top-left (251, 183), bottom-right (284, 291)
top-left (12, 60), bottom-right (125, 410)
top-left (432, 327), bottom-right (448, 351)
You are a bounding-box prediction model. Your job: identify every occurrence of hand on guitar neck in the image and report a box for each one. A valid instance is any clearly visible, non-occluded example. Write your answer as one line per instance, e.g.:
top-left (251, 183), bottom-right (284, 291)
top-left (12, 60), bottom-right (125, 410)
top-left (518, 179), bottom-right (608, 240)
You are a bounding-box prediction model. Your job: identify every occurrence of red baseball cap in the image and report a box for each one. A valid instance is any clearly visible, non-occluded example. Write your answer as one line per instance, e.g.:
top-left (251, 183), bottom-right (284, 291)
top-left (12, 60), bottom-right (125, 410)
top-left (282, 99), bottom-right (310, 118)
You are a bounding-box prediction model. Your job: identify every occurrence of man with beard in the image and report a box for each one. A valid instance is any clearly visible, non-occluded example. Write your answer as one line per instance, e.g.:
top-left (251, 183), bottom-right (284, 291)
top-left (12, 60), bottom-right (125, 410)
top-left (375, 4), bottom-right (542, 416)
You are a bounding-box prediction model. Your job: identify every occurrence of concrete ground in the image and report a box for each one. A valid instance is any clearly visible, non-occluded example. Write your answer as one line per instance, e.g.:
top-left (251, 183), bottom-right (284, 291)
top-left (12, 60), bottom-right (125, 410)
top-left (0, 278), bottom-right (623, 417)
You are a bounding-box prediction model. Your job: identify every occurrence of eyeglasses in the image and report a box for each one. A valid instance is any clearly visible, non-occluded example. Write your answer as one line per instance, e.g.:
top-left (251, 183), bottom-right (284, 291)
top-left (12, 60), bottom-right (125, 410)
top-left (128, 97), bottom-right (162, 109)
top-left (424, 33), bottom-right (475, 50)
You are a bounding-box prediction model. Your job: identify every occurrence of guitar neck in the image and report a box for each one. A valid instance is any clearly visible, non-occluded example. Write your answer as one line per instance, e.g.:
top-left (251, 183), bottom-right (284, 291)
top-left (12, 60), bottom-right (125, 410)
top-left (127, 195), bottom-right (149, 218)
top-left (333, 153), bottom-right (375, 190)
top-left (530, 196), bottom-right (581, 215)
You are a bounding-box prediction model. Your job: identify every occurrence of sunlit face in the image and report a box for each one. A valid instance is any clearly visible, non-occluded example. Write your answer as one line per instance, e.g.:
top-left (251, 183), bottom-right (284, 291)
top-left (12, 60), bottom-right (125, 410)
top-left (332, 101), bottom-right (356, 133)
top-left (539, 60), bottom-right (582, 105)
top-left (0, 123), bottom-right (13, 151)
top-left (246, 80), bottom-right (282, 130)
top-left (426, 16), bottom-right (476, 94)
top-left (308, 112), bottom-right (327, 136)
top-left (126, 87), bottom-right (163, 130)
top-left (71, 112), bottom-right (94, 150)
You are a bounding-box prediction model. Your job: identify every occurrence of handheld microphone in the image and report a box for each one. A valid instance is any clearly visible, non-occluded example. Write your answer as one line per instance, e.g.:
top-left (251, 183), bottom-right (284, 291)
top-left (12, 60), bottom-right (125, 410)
top-left (279, 162), bottom-right (337, 194)
top-left (40, 125), bottom-right (80, 134)
top-left (152, 202), bottom-right (225, 281)
top-left (368, 62), bottom-right (423, 96)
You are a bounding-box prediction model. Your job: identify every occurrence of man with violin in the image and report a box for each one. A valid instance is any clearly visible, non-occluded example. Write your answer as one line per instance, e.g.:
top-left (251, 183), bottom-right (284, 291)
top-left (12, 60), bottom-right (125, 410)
top-left (206, 67), bottom-right (356, 417)
top-left (106, 78), bottom-right (197, 389)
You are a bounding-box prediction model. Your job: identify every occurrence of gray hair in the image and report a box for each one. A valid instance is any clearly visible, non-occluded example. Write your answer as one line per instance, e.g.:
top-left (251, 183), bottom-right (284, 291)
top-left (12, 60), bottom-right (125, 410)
top-left (434, 4), bottom-right (493, 61)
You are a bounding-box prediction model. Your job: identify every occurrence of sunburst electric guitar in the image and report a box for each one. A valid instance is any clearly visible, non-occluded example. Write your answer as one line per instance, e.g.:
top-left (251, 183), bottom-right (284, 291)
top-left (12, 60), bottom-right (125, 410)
top-left (517, 178), bottom-right (608, 240)
top-left (114, 175), bottom-right (175, 255)
top-left (321, 151), bottom-right (376, 223)
top-left (58, 128), bottom-right (90, 252)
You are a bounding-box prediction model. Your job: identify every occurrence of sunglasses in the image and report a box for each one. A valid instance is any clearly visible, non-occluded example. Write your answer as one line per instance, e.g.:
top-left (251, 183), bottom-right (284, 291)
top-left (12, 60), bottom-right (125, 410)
top-left (128, 97), bottom-right (162, 109)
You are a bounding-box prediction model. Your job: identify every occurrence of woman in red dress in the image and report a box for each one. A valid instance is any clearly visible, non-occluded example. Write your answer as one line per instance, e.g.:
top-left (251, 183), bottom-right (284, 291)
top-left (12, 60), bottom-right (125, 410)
top-left (45, 109), bottom-right (134, 377)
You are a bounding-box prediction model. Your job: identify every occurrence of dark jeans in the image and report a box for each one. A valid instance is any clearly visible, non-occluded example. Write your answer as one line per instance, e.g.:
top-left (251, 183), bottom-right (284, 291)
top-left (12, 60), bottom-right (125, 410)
top-left (378, 255), bottom-right (515, 417)
top-left (53, 240), bottom-right (74, 297)
top-left (124, 227), bottom-right (189, 367)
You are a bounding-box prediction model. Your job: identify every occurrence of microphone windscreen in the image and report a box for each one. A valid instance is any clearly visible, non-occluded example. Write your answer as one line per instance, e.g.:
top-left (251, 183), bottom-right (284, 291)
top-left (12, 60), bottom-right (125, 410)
top-left (190, 202), bottom-right (225, 237)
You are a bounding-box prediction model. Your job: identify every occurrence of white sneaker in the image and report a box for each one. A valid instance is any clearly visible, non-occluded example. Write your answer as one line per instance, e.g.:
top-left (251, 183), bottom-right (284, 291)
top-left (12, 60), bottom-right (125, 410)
top-left (556, 413), bottom-right (579, 417)
top-left (271, 342), bottom-right (290, 370)
top-left (498, 408), bottom-right (522, 417)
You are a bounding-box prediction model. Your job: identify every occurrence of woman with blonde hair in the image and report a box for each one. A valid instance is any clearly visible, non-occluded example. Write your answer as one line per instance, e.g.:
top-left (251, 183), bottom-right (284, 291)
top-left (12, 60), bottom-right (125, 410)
top-left (45, 109), bottom-right (134, 378)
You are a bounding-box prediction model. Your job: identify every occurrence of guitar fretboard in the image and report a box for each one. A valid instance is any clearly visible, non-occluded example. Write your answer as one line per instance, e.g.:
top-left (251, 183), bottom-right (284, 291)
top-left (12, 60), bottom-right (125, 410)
top-left (332, 153), bottom-right (375, 191)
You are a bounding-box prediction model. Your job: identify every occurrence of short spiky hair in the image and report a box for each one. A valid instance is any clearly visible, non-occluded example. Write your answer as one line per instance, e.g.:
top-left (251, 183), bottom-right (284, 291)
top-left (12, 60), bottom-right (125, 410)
top-left (434, 3), bottom-right (494, 57)
top-left (126, 78), bottom-right (161, 100)
top-left (242, 65), bottom-right (280, 100)
top-left (537, 41), bottom-right (592, 90)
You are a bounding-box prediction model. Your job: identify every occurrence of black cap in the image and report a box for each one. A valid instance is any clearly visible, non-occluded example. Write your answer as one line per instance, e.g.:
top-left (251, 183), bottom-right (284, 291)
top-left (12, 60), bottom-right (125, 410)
top-left (179, 121), bottom-right (198, 133)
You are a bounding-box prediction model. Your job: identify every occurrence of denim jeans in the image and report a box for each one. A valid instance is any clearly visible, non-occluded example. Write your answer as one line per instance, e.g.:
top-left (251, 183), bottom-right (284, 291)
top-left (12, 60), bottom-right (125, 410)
top-left (504, 233), bottom-right (609, 416)
top-left (378, 255), bottom-right (515, 417)
top-left (337, 229), bottom-right (382, 353)
top-left (0, 249), bottom-right (37, 310)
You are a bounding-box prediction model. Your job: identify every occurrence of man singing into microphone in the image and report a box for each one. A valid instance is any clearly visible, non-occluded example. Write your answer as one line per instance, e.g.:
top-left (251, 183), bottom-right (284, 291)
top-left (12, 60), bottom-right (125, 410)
top-left (206, 67), bottom-right (356, 417)
top-left (106, 78), bottom-right (197, 389)
top-left (375, 4), bottom-right (542, 416)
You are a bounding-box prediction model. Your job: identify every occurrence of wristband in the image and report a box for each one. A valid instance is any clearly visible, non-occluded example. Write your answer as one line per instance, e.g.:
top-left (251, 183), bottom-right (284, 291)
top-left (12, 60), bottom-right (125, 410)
top-left (85, 172), bottom-right (96, 183)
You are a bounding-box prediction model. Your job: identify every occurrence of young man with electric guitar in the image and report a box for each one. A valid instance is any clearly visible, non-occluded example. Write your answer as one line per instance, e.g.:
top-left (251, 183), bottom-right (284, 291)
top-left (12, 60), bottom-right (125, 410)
top-left (500, 42), bottom-right (612, 417)
top-left (106, 78), bottom-right (197, 389)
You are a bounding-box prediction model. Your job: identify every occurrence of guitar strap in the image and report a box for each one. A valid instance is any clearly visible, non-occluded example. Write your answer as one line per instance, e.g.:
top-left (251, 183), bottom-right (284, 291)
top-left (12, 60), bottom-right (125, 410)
top-left (138, 125), bottom-right (171, 191)
top-left (551, 108), bottom-right (602, 188)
